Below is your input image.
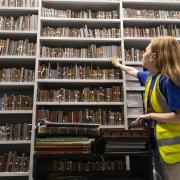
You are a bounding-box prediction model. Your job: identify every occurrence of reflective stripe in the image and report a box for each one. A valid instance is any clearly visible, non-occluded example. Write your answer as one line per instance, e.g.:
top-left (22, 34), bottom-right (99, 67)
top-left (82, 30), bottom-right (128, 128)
top-left (154, 75), bottom-right (170, 113)
top-left (145, 76), bottom-right (151, 87)
top-left (156, 90), bottom-right (170, 112)
top-left (144, 76), bottom-right (151, 113)
top-left (158, 136), bottom-right (180, 147)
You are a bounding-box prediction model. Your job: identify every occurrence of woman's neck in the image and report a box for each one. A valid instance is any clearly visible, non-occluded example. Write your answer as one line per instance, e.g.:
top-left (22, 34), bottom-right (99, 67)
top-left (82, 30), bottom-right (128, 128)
top-left (147, 66), bottom-right (159, 76)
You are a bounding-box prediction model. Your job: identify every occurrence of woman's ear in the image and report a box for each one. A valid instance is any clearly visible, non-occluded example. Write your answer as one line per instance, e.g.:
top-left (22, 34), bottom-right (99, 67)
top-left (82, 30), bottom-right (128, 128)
top-left (150, 53), bottom-right (156, 63)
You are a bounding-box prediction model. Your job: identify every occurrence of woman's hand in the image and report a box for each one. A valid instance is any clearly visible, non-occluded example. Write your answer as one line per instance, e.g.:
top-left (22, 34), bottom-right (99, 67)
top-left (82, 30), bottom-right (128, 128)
top-left (135, 114), bottom-right (152, 128)
top-left (111, 56), bottom-right (120, 67)
top-left (130, 114), bottom-right (151, 128)
top-left (111, 56), bottom-right (138, 77)
top-left (136, 114), bottom-right (151, 122)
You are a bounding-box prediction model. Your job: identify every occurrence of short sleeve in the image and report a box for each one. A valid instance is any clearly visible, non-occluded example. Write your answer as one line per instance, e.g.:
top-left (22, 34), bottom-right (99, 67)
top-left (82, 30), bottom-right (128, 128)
top-left (161, 78), bottom-right (180, 112)
top-left (137, 71), bottom-right (150, 86)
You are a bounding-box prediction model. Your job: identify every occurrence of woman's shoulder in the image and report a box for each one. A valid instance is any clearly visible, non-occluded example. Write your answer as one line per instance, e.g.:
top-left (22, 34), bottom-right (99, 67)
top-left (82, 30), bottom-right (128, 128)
top-left (160, 74), bottom-right (180, 111)
top-left (137, 70), bottom-right (150, 80)
top-left (160, 74), bottom-right (180, 94)
top-left (160, 75), bottom-right (179, 87)
top-left (137, 71), bottom-right (150, 86)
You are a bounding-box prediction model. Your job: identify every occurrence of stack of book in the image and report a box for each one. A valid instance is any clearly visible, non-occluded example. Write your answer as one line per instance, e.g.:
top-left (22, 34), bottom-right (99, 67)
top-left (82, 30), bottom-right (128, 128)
top-left (35, 120), bottom-right (99, 155)
top-left (101, 129), bottom-right (149, 153)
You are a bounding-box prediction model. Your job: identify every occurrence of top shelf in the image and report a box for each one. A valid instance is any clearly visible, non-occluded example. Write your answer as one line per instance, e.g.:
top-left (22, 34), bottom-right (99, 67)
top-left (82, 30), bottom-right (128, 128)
top-left (122, 0), bottom-right (180, 9)
top-left (42, 0), bottom-right (120, 10)
top-left (42, 0), bottom-right (120, 4)
top-left (0, 7), bottom-right (39, 16)
top-left (123, 0), bottom-right (180, 4)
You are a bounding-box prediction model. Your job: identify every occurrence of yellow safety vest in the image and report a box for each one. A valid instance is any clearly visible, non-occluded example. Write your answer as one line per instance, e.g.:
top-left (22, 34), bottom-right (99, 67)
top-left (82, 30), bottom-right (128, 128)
top-left (145, 74), bottom-right (180, 164)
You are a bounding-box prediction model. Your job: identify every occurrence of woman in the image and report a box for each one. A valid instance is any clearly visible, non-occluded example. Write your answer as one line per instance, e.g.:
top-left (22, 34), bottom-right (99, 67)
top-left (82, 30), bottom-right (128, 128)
top-left (111, 36), bottom-right (180, 180)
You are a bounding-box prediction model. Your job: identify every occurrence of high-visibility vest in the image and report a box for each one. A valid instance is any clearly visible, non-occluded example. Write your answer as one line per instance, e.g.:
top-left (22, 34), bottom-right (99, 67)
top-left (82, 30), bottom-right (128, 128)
top-left (145, 74), bottom-right (180, 164)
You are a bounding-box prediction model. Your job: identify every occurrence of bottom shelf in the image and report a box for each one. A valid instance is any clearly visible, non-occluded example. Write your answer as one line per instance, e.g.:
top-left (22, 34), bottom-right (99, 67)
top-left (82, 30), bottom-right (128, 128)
top-left (33, 153), bottom-right (153, 180)
top-left (0, 172), bottom-right (29, 180)
top-left (0, 176), bottom-right (28, 180)
top-left (0, 172), bottom-right (29, 177)
top-left (36, 172), bottom-right (150, 180)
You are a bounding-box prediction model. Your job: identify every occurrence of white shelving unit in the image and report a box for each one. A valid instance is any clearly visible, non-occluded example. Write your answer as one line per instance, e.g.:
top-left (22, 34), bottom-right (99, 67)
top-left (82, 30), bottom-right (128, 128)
top-left (0, 110), bottom-right (33, 114)
top-left (0, 140), bottom-right (31, 145)
top-left (0, 1), bottom-right (39, 180)
top-left (35, 0), bottom-right (124, 128)
top-left (0, 172), bottom-right (29, 177)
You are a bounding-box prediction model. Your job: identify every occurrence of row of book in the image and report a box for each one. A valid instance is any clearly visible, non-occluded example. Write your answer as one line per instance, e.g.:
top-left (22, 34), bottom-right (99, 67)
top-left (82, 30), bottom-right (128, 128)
top-left (0, 67), bottom-right (34, 82)
top-left (41, 8), bottom-right (119, 19)
top-left (41, 26), bottom-right (120, 39)
top-left (0, 151), bottom-right (29, 172)
top-left (123, 8), bottom-right (180, 19)
top-left (38, 63), bottom-right (122, 80)
top-left (0, 39), bottom-right (36, 56)
top-left (0, 0), bottom-right (38, 7)
top-left (0, 94), bottom-right (33, 110)
top-left (41, 45), bottom-right (122, 58)
top-left (36, 109), bottom-right (124, 125)
top-left (42, 26), bottom-right (180, 38)
top-left (37, 86), bottom-right (123, 103)
top-left (0, 123), bottom-right (31, 141)
top-left (43, 160), bottom-right (126, 172)
top-left (0, 15), bottom-right (38, 31)
top-left (125, 48), bottom-right (144, 62)
top-left (41, 47), bottom-right (143, 62)
top-left (124, 25), bottom-right (180, 37)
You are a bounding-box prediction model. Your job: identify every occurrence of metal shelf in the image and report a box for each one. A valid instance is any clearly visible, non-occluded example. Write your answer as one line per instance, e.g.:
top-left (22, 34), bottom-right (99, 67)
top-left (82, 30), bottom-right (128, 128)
top-left (0, 110), bottom-right (33, 114)
top-left (36, 102), bottom-right (124, 106)
top-left (0, 140), bottom-right (31, 145)
top-left (0, 172), bottom-right (29, 177)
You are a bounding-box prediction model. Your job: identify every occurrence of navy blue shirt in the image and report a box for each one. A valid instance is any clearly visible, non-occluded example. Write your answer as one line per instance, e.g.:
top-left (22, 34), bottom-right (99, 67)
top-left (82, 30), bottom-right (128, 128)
top-left (137, 71), bottom-right (180, 112)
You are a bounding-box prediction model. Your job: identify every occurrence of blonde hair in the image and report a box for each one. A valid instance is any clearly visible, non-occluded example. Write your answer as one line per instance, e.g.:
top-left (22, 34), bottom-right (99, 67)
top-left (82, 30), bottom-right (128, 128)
top-left (150, 36), bottom-right (180, 86)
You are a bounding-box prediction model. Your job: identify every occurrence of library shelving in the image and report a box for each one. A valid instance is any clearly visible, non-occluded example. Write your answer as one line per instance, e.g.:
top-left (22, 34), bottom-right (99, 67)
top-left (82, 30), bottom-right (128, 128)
top-left (0, 0), bottom-right (39, 180)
